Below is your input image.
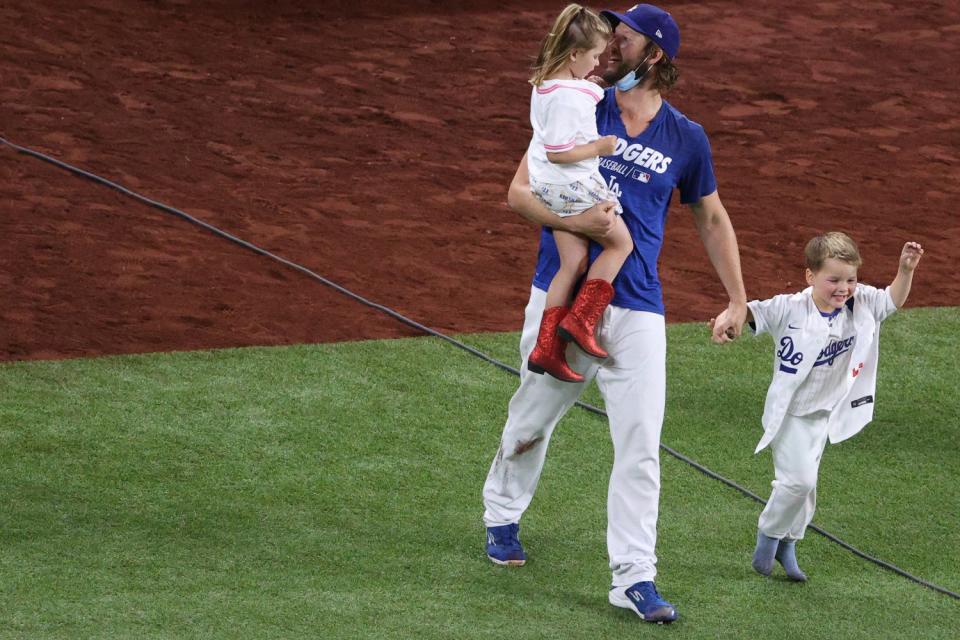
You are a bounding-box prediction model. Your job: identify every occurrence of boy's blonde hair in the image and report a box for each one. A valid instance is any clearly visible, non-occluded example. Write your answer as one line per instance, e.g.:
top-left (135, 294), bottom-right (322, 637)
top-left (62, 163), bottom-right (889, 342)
top-left (804, 232), bottom-right (863, 271)
top-left (530, 4), bottom-right (612, 86)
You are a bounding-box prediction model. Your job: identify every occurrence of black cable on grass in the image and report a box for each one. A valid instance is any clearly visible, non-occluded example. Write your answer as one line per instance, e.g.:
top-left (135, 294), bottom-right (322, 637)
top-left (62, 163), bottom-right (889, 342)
top-left (662, 446), bottom-right (960, 600)
top-left (3, 135), bottom-right (958, 602)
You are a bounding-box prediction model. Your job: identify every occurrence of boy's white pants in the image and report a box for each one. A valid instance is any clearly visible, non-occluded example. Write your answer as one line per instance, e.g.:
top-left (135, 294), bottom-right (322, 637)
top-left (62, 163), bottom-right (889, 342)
top-left (758, 411), bottom-right (831, 539)
top-left (482, 286), bottom-right (666, 586)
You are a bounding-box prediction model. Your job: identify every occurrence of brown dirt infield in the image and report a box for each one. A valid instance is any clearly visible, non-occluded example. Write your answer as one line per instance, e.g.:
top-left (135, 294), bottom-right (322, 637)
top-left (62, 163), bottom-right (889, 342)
top-left (2, 1), bottom-right (958, 362)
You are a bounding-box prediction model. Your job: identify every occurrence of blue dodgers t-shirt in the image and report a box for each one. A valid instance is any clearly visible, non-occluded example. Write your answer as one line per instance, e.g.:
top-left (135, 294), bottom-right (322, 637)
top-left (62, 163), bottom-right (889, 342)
top-left (532, 89), bottom-right (717, 315)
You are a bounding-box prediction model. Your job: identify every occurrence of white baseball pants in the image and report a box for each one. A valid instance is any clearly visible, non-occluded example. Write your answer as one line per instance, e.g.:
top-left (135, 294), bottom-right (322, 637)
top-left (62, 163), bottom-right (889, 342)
top-left (758, 411), bottom-right (831, 539)
top-left (482, 286), bottom-right (666, 586)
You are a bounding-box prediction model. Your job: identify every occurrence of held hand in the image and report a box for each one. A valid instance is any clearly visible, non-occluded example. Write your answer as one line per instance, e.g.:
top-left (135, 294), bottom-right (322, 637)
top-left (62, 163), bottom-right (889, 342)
top-left (708, 317), bottom-right (735, 344)
top-left (566, 200), bottom-right (617, 239)
top-left (709, 301), bottom-right (748, 345)
top-left (595, 135), bottom-right (618, 157)
top-left (899, 241), bottom-right (924, 272)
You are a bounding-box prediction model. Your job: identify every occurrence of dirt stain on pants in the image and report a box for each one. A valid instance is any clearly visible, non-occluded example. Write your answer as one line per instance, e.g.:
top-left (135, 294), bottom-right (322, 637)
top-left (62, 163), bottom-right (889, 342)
top-left (513, 436), bottom-right (543, 456)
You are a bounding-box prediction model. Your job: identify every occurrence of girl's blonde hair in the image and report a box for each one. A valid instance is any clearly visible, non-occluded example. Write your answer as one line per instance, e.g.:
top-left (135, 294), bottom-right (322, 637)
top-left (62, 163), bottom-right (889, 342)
top-left (530, 4), bottom-right (611, 86)
top-left (805, 231), bottom-right (863, 271)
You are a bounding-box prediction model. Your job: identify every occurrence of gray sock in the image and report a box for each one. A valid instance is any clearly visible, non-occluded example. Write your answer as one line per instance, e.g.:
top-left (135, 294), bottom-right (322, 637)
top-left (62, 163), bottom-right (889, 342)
top-left (752, 531), bottom-right (778, 576)
top-left (775, 538), bottom-right (808, 582)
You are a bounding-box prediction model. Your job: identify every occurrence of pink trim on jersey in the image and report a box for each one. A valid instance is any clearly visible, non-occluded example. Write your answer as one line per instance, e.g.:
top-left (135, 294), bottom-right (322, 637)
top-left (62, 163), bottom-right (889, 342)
top-left (535, 82), bottom-right (603, 104)
top-left (543, 140), bottom-right (576, 151)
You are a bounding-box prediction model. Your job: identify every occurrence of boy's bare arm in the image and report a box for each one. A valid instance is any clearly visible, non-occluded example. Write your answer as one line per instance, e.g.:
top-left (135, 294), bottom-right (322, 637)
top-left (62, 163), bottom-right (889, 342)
top-left (546, 135), bottom-right (617, 164)
top-left (889, 241), bottom-right (924, 308)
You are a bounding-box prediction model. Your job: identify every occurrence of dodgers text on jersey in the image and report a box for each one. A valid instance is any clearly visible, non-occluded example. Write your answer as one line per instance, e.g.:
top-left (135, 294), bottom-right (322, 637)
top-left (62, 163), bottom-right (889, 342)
top-left (777, 336), bottom-right (803, 374)
top-left (813, 337), bottom-right (856, 367)
top-left (599, 137), bottom-right (672, 187)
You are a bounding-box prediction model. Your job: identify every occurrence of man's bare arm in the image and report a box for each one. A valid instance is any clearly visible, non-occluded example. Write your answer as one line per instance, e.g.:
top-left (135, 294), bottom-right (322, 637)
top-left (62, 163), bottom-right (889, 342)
top-left (690, 191), bottom-right (748, 343)
top-left (508, 152), bottom-right (617, 239)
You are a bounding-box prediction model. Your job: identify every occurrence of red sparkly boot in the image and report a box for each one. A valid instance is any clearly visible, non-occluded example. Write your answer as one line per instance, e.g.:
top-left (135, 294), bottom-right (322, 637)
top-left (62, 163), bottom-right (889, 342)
top-left (558, 279), bottom-right (614, 358)
top-left (527, 306), bottom-right (584, 383)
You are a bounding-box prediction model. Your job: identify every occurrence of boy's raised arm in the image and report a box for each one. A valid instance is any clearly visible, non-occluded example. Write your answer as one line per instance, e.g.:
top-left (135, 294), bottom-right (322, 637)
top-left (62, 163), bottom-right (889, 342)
top-left (889, 241), bottom-right (924, 308)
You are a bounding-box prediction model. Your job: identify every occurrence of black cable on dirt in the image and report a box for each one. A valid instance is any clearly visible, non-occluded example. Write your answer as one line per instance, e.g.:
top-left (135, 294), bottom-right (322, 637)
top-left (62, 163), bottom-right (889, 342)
top-left (0, 136), bottom-right (511, 374)
top-left (3, 135), bottom-right (957, 602)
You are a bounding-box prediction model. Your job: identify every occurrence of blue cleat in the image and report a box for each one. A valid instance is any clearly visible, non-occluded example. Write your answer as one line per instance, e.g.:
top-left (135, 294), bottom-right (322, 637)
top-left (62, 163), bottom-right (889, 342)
top-left (609, 581), bottom-right (678, 623)
top-left (775, 538), bottom-right (808, 582)
top-left (752, 531), bottom-right (778, 577)
top-left (485, 523), bottom-right (526, 566)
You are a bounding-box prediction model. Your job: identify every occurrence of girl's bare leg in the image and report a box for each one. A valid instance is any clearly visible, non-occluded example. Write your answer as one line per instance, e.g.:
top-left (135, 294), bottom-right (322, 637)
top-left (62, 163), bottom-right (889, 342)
top-left (584, 216), bottom-right (633, 283)
top-left (545, 229), bottom-right (590, 307)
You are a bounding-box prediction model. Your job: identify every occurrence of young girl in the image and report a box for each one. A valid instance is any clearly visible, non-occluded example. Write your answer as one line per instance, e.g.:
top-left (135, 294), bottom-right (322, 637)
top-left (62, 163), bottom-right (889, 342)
top-left (524, 4), bottom-right (634, 383)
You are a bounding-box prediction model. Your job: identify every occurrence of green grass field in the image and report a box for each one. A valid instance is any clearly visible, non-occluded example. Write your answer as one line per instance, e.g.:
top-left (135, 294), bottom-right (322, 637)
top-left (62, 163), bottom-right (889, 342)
top-left (1, 307), bottom-right (958, 638)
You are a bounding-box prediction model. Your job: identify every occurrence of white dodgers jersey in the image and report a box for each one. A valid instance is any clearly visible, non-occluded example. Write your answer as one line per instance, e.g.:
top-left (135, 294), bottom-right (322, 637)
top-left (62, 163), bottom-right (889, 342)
top-left (787, 307), bottom-right (856, 415)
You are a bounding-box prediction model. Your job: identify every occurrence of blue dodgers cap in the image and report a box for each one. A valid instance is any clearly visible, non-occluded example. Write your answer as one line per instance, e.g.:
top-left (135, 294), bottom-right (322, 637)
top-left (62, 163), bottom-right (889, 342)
top-left (601, 4), bottom-right (681, 59)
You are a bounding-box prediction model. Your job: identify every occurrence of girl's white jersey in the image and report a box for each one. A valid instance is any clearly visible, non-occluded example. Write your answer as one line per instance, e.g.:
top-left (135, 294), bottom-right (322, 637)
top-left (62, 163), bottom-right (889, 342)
top-left (526, 79), bottom-right (604, 185)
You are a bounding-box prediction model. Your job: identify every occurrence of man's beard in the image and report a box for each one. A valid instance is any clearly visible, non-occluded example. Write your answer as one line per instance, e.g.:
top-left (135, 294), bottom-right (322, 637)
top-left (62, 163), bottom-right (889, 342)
top-left (601, 60), bottom-right (631, 84)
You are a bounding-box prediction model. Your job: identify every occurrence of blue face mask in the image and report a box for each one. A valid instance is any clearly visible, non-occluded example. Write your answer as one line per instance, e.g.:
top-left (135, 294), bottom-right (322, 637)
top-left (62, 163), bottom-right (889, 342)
top-left (615, 55), bottom-right (653, 92)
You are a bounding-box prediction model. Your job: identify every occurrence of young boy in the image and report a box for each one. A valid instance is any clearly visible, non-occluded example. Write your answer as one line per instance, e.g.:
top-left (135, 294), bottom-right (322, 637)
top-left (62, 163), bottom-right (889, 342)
top-left (733, 232), bottom-right (923, 581)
